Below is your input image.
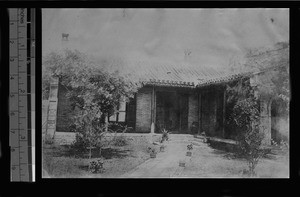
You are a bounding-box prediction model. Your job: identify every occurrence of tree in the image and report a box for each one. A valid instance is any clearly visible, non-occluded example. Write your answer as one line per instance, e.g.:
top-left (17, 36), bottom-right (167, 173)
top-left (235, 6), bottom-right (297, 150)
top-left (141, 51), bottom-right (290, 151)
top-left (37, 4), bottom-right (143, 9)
top-left (42, 49), bottom-right (141, 159)
top-left (226, 42), bottom-right (289, 177)
top-left (227, 78), bottom-right (265, 177)
top-left (245, 42), bottom-right (289, 111)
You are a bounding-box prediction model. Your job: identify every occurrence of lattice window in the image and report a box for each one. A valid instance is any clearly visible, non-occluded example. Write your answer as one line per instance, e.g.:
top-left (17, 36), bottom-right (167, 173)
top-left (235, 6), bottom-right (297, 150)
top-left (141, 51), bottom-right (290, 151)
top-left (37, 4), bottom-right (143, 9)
top-left (108, 100), bottom-right (126, 123)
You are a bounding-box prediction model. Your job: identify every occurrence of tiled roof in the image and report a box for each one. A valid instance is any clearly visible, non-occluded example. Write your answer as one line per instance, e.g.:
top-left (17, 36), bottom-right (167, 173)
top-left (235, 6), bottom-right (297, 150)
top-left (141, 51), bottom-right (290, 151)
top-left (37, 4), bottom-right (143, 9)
top-left (125, 61), bottom-right (233, 88)
top-left (196, 72), bottom-right (249, 87)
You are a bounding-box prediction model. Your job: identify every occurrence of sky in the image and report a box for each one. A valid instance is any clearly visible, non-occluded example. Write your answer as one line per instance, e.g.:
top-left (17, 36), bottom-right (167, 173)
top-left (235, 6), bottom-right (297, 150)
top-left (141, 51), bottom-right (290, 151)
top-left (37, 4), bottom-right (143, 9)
top-left (42, 8), bottom-right (289, 71)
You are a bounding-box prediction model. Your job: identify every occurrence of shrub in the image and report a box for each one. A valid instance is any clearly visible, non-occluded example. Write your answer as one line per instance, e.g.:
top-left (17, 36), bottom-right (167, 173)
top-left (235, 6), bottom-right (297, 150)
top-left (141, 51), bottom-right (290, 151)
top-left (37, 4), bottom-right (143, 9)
top-left (112, 125), bottom-right (129, 146)
top-left (160, 129), bottom-right (170, 143)
top-left (113, 135), bottom-right (127, 146)
top-left (187, 143), bottom-right (193, 151)
top-left (89, 159), bottom-right (104, 173)
top-left (227, 78), bottom-right (265, 177)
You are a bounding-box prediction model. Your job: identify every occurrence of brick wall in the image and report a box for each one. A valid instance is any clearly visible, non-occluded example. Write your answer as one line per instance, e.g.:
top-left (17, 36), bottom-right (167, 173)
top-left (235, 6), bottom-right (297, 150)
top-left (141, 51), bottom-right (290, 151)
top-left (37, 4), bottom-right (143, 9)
top-left (201, 91), bottom-right (217, 136)
top-left (56, 83), bottom-right (76, 132)
top-left (188, 94), bottom-right (198, 131)
top-left (135, 88), bottom-right (152, 133)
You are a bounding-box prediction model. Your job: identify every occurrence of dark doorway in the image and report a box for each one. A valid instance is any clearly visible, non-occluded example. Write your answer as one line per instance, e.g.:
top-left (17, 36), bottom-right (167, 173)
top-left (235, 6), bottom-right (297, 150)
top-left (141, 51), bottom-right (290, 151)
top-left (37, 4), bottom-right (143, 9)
top-left (126, 97), bottom-right (136, 130)
top-left (178, 93), bottom-right (189, 132)
top-left (155, 91), bottom-right (188, 133)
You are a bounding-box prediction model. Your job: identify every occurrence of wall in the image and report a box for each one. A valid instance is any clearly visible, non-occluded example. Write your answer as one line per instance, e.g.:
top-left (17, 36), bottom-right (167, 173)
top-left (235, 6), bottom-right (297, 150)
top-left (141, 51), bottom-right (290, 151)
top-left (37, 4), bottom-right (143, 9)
top-left (188, 94), bottom-right (198, 132)
top-left (135, 87), bottom-right (152, 133)
top-left (271, 117), bottom-right (289, 142)
top-left (201, 90), bottom-right (217, 136)
top-left (42, 100), bottom-right (49, 135)
top-left (260, 99), bottom-right (272, 145)
top-left (56, 83), bottom-right (75, 132)
top-left (200, 88), bottom-right (225, 137)
top-left (271, 100), bottom-right (289, 142)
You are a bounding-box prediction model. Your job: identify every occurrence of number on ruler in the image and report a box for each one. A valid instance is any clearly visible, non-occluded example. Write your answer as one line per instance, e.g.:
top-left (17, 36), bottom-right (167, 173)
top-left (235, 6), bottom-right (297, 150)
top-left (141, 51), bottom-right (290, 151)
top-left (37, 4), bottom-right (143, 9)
top-left (10, 75), bottom-right (15, 80)
top-left (10, 112), bottom-right (15, 116)
top-left (10, 40), bottom-right (15, 44)
top-left (19, 89), bottom-right (25, 94)
top-left (11, 130), bottom-right (15, 134)
top-left (10, 94), bottom-right (15, 98)
top-left (10, 58), bottom-right (15, 62)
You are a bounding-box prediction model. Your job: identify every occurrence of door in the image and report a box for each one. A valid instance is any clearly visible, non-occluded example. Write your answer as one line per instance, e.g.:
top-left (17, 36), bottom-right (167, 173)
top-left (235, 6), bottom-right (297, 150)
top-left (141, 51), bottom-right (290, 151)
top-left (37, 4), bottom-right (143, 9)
top-left (126, 97), bottom-right (136, 130)
top-left (179, 94), bottom-right (189, 132)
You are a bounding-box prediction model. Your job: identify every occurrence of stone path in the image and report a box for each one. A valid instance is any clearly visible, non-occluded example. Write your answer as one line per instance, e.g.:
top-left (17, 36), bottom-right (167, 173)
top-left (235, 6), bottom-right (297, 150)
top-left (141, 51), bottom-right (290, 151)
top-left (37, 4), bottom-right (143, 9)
top-left (121, 134), bottom-right (202, 178)
top-left (120, 133), bottom-right (289, 178)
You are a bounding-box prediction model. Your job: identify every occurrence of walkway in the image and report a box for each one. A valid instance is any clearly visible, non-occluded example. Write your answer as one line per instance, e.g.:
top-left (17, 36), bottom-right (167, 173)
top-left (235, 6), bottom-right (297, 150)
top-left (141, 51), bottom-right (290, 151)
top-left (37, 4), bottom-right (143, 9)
top-left (121, 134), bottom-right (289, 178)
top-left (121, 134), bottom-right (203, 178)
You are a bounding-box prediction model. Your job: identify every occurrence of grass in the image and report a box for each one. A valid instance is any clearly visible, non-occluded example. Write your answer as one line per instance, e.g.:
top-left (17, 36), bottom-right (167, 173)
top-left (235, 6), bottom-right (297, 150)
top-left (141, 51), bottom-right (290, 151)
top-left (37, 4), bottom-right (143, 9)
top-left (181, 139), bottom-right (289, 178)
top-left (42, 135), bottom-right (156, 178)
top-left (43, 134), bottom-right (289, 178)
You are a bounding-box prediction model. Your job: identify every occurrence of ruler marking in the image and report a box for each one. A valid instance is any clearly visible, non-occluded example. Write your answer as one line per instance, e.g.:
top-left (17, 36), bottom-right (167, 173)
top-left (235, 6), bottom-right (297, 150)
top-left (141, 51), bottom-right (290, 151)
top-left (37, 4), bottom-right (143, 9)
top-left (17, 9), bottom-right (21, 179)
top-left (10, 8), bottom-right (35, 182)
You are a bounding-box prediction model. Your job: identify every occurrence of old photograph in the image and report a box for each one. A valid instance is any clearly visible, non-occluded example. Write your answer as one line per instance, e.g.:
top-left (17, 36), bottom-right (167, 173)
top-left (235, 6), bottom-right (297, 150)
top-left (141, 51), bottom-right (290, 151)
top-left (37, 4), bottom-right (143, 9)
top-left (42, 8), bottom-right (289, 178)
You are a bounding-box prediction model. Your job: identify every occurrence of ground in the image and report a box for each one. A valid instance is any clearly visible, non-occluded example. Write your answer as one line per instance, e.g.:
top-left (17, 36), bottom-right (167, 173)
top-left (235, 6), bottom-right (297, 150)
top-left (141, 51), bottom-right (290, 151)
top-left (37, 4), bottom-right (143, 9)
top-left (43, 134), bottom-right (289, 178)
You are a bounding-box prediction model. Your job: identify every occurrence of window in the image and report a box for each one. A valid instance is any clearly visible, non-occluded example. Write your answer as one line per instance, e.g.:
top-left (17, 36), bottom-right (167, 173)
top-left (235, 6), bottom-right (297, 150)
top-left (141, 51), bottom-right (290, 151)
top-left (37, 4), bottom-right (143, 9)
top-left (109, 100), bottom-right (126, 122)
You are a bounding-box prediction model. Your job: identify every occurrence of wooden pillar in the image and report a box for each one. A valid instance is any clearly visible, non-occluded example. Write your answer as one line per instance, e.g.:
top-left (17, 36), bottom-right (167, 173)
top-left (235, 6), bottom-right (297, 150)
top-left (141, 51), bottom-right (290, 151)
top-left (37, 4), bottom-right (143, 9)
top-left (222, 87), bottom-right (226, 138)
top-left (260, 98), bottom-right (272, 145)
top-left (150, 86), bottom-right (155, 133)
top-left (198, 92), bottom-right (202, 134)
top-left (45, 77), bottom-right (59, 142)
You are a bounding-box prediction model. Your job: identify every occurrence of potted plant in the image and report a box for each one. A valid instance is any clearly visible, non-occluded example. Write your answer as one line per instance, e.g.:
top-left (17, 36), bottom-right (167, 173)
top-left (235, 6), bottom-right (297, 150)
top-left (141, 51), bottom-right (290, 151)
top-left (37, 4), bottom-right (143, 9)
top-left (160, 129), bottom-right (170, 143)
top-left (89, 158), bottom-right (104, 173)
top-left (160, 144), bottom-right (166, 152)
top-left (201, 132), bottom-right (208, 143)
top-left (179, 160), bottom-right (185, 167)
top-left (149, 147), bottom-right (157, 158)
top-left (186, 143), bottom-right (193, 157)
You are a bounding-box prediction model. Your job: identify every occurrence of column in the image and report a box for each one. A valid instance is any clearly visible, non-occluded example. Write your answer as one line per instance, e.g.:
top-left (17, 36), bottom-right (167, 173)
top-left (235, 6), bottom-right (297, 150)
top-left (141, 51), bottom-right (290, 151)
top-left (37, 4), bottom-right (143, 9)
top-left (222, 88), bottom-right (226, 138)
top-left (150, 86), bottom-right (155, 133)
top-left (198, 92), bottom-right (202, 134)
top-left (260, 98), bottom-right (271, 145)
top-left (45, 77), bottom-right (59, 143)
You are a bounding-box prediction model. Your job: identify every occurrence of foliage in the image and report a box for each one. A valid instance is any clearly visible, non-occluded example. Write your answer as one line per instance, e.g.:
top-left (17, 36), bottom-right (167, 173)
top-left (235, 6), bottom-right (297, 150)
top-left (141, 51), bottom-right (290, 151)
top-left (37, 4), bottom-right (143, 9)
top-left (113, 126), bottom-right (129, 147)
top-left (113, 136), bottom-right (127, 147)
top-left (227, 80), bottom-right (267, 177)
top-left (89, 159), bottom-right (105, 173)
top-left (160, 144), bottom-right (166, 152)
top-left (244, 42), bottom-right (289, 111)
top-left (225, 42), bottom-right (290, 177)
top-left (160, 129), bottom-right (170, 143)
top-left (147, 147), bottom-right (157, 155)
top-left (43, 49), bottom-right (141, 158)
top-left (187, 143), bottom-right (193, 151)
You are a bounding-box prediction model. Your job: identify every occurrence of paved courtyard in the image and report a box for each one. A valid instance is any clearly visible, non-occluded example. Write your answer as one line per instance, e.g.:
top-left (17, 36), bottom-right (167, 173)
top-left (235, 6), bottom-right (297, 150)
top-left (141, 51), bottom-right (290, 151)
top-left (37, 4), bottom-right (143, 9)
top-left (121, 134), bottom-right (289, 178)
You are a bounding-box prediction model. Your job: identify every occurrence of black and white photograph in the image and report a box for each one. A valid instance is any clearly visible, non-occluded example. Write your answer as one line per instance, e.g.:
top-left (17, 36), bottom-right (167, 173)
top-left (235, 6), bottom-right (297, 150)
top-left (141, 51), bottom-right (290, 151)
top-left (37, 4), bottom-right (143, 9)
top-left (42, 8), bottom-right (289, 178)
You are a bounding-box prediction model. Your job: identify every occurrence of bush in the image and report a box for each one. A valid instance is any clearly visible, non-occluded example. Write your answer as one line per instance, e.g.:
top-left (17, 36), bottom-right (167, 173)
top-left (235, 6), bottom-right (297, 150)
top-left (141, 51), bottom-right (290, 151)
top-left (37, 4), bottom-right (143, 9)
top-left (113, 135), bottom-right (127, 146)
top-left (160, 129), bottom-right (170, 143)
top-left (89, 159), bottom-right (105, 173)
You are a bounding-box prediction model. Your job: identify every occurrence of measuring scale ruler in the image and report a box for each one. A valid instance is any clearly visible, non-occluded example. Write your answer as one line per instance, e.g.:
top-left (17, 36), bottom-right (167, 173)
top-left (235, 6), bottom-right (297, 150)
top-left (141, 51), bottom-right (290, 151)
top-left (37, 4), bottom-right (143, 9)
top-left (9, 8), bottom-right (35, 182)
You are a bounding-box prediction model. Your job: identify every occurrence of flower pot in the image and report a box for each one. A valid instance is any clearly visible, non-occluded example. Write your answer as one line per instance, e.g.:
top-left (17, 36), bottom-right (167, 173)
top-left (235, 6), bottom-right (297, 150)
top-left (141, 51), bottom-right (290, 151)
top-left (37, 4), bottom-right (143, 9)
top-left (150, 153), bottom-right (156, 158)
top-left (186, 151), bottom-right (192, 157)
top-left (179, 161), bottom-right (185, 167)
